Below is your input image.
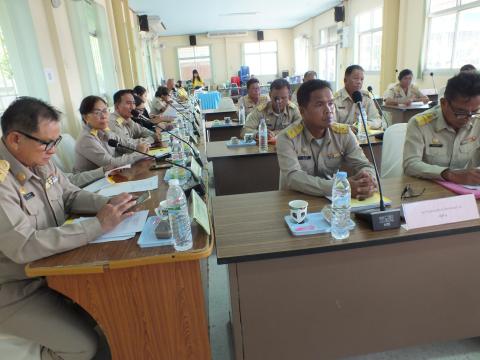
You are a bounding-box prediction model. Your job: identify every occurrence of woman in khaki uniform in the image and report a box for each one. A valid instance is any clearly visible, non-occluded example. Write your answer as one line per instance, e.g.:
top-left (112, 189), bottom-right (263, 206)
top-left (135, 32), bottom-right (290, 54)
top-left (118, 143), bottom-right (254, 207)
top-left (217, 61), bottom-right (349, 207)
top-left (384, 69), bottom-right (429, 106)
top-left (74, 96), bottom-right (147, 173)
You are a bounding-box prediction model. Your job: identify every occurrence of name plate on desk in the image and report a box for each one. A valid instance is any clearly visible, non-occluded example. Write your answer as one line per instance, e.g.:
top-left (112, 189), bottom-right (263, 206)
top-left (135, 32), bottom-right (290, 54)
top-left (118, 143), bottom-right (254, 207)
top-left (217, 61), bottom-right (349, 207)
top-left (403, 194), bottom-right (479, 230)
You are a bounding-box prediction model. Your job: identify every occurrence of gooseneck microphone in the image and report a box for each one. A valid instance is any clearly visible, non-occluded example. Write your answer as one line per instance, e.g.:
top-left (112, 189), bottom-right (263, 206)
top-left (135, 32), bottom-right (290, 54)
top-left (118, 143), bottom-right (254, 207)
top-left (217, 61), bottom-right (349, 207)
top-left (367, 86), bottom-right (388, 130)
top-left (429, 72), bottom-right (439, 106)
top-left (351, 91), bottom-right (401, 231)
top-left (107, 139), bottom-right (206, 196)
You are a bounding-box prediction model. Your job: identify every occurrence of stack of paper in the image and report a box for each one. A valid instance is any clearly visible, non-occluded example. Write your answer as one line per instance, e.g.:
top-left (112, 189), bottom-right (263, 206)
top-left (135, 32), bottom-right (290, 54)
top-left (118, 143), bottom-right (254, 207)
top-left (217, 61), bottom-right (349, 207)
top-left (98, 175), bottom-right (159, 197)
top-left (74, 210), bottom-right (149, 244)
top-left (327, 192), bottom-right (392, 211)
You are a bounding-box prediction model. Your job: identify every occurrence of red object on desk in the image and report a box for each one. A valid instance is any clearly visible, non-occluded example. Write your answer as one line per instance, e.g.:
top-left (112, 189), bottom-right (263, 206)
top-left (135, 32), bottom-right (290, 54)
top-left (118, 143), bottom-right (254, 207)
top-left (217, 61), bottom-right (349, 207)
top-left (435, 180), bottom-right (480, 199)
top-left (230, 76), bottom-right (240, 87)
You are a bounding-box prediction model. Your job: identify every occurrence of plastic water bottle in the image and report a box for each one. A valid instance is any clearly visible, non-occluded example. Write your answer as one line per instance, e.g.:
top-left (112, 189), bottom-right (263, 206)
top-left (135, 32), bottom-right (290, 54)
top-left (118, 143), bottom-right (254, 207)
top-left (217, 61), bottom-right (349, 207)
top-left (166, 179), bottom-right (193, 251)
top-left (258, 118), bottom-right (268, 153)
top-left (331, 171), bottom-right (351, 240)
top-left (357, 108), bottom-right (367, 142)
top-left (239, 104), bottom-right (246, 125)
top-left (170, 138), bottom-right (186, 180)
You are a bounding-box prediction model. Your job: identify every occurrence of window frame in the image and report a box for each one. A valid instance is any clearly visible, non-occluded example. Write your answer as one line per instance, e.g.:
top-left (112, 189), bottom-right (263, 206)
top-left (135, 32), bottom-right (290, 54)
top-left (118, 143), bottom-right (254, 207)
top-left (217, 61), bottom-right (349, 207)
top-left (242, 41), bottom-right (279, 76)
top-left (355, 7), bottom-right (383, 73)
top-left (176, 45), bottom-right (213, 83)
top-left (294, 36), bottom-right (309, 76)
top-left (316, 26), bottom-right (338, 85)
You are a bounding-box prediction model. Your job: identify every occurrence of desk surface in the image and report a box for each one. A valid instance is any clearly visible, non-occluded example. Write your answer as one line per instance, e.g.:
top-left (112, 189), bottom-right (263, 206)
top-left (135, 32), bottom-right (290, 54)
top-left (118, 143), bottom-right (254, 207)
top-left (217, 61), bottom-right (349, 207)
top-left (206, 141), bottom-right (276, 159)
top-left (205, 121), bottom-right (243, 129)
top-left (202, 107), bottom-right (237, 114)
top-left (26, 159), bottom-right (213, 277)
top-left (213, 176), bottom-right (480, 264)
top-left (382, 104), bottom-right (430, 112)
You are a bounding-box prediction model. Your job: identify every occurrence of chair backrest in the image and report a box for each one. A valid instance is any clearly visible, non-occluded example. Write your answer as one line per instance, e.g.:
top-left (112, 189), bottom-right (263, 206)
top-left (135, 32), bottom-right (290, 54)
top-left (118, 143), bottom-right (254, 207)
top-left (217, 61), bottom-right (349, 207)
top-left (0, 334), bottom-right (41, 360)
top-left (380, 123), bottom-right (408, 178)
top-left (54, 133), bottom-right (76, 173)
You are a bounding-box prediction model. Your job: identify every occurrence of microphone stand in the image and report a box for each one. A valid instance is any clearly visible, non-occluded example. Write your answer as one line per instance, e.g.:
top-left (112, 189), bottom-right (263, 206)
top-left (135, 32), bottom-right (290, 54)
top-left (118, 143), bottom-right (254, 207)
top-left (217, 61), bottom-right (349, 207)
top-left (367, 86), bottom-right (389, 134)
top-left (430, 72), bottom-right (438, 107)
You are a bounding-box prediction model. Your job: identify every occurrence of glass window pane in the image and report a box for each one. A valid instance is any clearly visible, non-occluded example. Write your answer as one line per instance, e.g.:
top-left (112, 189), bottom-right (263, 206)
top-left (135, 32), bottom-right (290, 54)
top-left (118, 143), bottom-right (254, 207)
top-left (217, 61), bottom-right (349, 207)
top-left (326, 45), bottom-right (336, 81)
top-left (178, 47), bottom-right (194, 59)
top-left (320, 29), bottom-right (327, 45)
top-left (372, 7), bottom-right (383, 28)
top-left (89, 35), bottom-right (106, 95)
top-left (245, 54), bottom-right (261, 75)
top-left (260, 41), bottom-right (277, 53)
top-left (453, 6), bottom-right (480, 68)
top-left (370, 31), bottom-right (382, 71)
top-left (426, 13), bottom-right (456, 68)
top-left (429, 0), bottom-right (457, 13)
top-left (358, 33), bottom-right (372, 70)
top-left (194, 46), bottom-right (209, 57)
top-left (179, 59), bottom-right (196, 80)
top-left (318, 48), bottom-right (327, 79)
top-left (0, 25), bottom-right (17, 112)
top-left (357, 12), bottom-right (371, 32)
top-left (328, 26), bottom-right (337, 43)
top-left (461, 0), bottom-right (477, 4)
top-left (244, 42), bottom-right (260, 54)
top-left (194, 58), bottom-right (211, 80)
top-left (260, 53), bottom-right (277, 75)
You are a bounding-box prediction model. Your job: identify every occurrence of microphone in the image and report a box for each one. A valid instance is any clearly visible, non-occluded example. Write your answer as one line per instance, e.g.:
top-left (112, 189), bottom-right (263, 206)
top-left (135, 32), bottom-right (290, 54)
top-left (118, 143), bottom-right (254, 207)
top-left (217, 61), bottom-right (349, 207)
top-left (350, 91), bottom-right (400, 231)
top-left (107, 139), bottom-right (205, 196)
top-left (367, 86), bottom-right (388, 133)
top-left (430, 72), bottom-right (438, 106)
top-left (168, 103), bottom-right (201, 135)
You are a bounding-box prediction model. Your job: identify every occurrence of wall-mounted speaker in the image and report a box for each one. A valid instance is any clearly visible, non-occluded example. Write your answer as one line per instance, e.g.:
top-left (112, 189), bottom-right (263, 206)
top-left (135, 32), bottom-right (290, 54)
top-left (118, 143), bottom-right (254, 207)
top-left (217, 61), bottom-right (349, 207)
top-left (189, 35), bottom-right (197, 46)
top-left (257, 30), bottom-right (264, 41)
top-left (334, 6), bottom-right (345, 22)
top-left (138, 15), bottom-right (149, 32)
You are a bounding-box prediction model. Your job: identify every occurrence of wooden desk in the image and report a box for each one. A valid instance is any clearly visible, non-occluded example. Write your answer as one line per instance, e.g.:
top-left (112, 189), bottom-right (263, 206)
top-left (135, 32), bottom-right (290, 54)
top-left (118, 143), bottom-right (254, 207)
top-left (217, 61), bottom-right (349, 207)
top-left (206, 141), bottom-right (279, 196)
top-left (26, 159), bottom-right (213, 360)
top-left (206, 138), bottom-right (382, 196)
top-left (213, 177), bottom-right (480, 359)
top-left (205, 121), bottom-right (243, 142)
top-left (382, 104), bottom-right (430, 124)
top-left (202, 107), bottom-right (238, 122)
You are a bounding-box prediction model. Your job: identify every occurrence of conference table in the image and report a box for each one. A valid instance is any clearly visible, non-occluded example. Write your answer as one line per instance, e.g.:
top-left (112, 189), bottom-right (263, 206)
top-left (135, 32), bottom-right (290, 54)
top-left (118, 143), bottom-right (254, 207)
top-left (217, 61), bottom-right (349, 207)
top-left (206, 137), bottom-right (383, 196)
top-left (382, 103), bottom-right (430, 124)
top-left (26, 159), bottom-right (213, 360)
top-left (213, 177), bottom-right (480, 359)
top-left (205, 120), bottom-right (243, 142)
top-left (202, 106), bottom-right (238, 122)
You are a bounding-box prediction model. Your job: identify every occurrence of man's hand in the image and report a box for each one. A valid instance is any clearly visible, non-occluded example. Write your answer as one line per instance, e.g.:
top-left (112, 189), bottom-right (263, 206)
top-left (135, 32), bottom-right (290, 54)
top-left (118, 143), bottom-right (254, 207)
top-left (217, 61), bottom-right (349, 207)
top-left (350, 124), bottom-right (358, 134)
top-left (136, 142), bottom-right (149, 153)
top-left (97, 193), bottom-right (135, 232)
top-left (442, 168), bottom-right (480, 185)
top-left (349, 171), bottom-right (377, 200)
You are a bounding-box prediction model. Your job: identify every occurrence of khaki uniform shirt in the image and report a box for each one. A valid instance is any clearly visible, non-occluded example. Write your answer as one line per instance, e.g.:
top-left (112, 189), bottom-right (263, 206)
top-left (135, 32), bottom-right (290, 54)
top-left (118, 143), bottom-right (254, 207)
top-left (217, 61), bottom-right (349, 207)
top-left (108, 112), bottom-right (156, 154)
top-left (242, 101), bottom-right (302, 137)
top-left (66, 167), bottom-right (104, 188)
top-left (0, 141), bottom-right (107, 320)
top-left (384, 83), bottom-right (426, 103)
top-left (334, 88), bottom-right (382, 129)
top-left (74, 124), bottom-right (145, 173)
top-left (238, 94), bottom-right (270, 116)
top-left (276, 121), bottom-right (375, 196)
top-left (403, 105), bottom-right (480, 179)
top-left (150, 97), bottom-right (169, 116)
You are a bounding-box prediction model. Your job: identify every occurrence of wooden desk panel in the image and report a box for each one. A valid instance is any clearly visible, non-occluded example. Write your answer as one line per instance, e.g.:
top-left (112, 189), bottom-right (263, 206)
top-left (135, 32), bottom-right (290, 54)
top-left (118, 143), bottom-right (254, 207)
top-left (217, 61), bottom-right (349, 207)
top-left (382, 104), bottom-right (430, 124)
top-left (202, 108), bottom-right (237, 122)
top-left (205, 122), bottom-right (243, 142)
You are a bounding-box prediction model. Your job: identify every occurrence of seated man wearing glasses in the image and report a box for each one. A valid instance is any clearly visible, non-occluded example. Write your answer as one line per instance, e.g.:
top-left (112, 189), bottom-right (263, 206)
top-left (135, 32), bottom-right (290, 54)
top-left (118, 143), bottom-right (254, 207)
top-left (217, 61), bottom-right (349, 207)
top-left (0, 97), bottom-right (136, 359)
top-left (403, 71), bottom-right (480, 184)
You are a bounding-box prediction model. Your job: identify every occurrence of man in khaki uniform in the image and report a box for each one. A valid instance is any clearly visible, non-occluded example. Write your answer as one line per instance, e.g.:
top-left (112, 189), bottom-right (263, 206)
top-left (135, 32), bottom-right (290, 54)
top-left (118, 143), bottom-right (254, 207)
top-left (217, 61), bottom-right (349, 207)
top-left (277, 79), bottom-right (377, 197)
top-left (403, 71), bottom-right (480, 184)
top-left (0, 97), bottom-right (136, 359)
top-left (242, 78), bottom-right (302, 137)
top-left (237, 78), bottom-right (270, 116)
top-left (334, 65), bottom-right (382, 130)
top-left (109, 89), bottom-right (158, 153)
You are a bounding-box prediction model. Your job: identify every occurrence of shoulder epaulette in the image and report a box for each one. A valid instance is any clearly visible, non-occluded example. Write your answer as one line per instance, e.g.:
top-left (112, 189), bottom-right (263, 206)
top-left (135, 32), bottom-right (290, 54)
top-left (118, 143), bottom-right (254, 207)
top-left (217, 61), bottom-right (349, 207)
top-left (415, 113), bottom-right (435, 127)
top-left (257, 102), bottom-right (268, 111)
top-left (331, 123), bottom-right (349, 134)
top-left (361, 89), bottom-right (372, 99)
top-left (0, 160), bottom-right (10, 183)
top-left (90, 129), bottom-right (98, 137)
top-left (333, 91), bottom-right (340, 98)
top-left (286, 122), bottom-right (304, 139)
top-left (288, 101), bottom-right (297, 109)
top-left (116, 117), bottom-right (124, 125)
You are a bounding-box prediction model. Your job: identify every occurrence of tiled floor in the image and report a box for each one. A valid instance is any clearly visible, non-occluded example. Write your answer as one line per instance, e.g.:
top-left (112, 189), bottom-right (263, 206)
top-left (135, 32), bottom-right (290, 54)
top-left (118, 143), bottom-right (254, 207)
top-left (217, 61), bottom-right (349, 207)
top-left (207, 251), bottom-right (480, 360)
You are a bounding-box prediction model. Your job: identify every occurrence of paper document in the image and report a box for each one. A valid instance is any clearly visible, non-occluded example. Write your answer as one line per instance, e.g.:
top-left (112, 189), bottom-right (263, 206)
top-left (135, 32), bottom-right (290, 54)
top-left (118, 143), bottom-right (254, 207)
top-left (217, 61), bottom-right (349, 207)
top-left (163, 105), bottom-right (177, 117)
top-left (98, 176), bottom-right (159, 197)
top-left (83, 177), bottom-right (113, 193)
top-left (463, 184), bottom-right (480, 190)
top-left (148, 147), bottom-right (171, 158)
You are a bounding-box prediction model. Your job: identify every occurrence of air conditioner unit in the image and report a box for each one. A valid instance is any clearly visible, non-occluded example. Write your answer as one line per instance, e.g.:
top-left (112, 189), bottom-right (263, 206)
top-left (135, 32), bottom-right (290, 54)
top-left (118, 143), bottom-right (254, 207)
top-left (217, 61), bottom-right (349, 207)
top-left (207, 31), bottom-right (248, 38)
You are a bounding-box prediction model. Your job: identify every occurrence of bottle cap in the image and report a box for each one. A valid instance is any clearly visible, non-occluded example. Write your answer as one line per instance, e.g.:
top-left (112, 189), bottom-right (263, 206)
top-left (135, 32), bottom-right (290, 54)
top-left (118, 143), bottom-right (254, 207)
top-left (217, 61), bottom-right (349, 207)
top-left (336, 171), bottom-right (347, 179)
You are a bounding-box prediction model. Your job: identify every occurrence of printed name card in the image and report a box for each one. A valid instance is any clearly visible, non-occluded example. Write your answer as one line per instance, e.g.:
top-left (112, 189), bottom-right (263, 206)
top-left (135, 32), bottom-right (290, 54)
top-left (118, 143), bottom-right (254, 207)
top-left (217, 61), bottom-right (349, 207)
top-left (190, 157), bottom-right (202, 179)
top-left (402, 194), bottom-right (479, 230)
top-left (191, 189), bottom-right (211, 235)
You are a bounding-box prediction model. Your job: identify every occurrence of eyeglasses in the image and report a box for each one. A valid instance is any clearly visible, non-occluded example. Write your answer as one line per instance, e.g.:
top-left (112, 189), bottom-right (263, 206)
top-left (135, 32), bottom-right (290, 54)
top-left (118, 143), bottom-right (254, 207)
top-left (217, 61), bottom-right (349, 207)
top-left (15, 130), bottom-right (62, 152)
top-left (447, 100), bottom-right (480, 120)
top-left (401, 184), bottom-right (426, 200)
top-left (90, 109), bottom-right (109, 117)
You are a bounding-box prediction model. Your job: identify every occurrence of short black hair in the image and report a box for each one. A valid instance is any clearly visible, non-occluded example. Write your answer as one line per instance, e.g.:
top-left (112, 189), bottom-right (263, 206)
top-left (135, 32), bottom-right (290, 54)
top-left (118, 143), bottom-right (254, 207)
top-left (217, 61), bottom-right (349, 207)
top-left (79, 96), bottom-right (107, 116)
top-left (345, 65), bottom-right (364, 77)
top-left (246, 78), bottom-right (259, 89)
top-left (297, 79), bottom-right (332, 109)
top-left (113, 89), bottom-right (134, 104)
top-left (303, 71), bottom-right (317, 80)
top-left (270, 78), bottom-right (290, 92)
top-left (133, 85), bottom-right (147, 96)
top-left (155, 86), bottom-right (170, 98)
top-left (398, 69), bottom-right (413, 81)
top-left (460, 64), bottom-right (477, 72)
top-left (444, 71), bottom-right (480, 102)
top-left (133, 94), bottom-right (144, 107)
top-left (1, 97), bottom-right (60, 136)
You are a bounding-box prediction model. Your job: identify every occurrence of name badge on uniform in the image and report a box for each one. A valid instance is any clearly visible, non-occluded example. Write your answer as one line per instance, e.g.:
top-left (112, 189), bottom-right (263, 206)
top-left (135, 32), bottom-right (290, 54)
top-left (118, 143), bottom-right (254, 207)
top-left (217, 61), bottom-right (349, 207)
top-left (23, 192), bottom-right (35, 201)
top-left (297, 155), bottom-right (312, 160)
top-left (429, 144), bottom-right (443, 148)
top-left (337, 106), bottom-right (346, 109)
top-left (45, 175), bottom-right (59, 189)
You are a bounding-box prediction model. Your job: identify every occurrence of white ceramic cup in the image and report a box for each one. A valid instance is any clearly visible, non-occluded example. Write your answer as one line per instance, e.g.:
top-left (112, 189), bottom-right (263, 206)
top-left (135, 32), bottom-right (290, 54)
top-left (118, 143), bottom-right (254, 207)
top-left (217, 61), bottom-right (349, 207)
top-left (288, 200), bottom-right (308, 224)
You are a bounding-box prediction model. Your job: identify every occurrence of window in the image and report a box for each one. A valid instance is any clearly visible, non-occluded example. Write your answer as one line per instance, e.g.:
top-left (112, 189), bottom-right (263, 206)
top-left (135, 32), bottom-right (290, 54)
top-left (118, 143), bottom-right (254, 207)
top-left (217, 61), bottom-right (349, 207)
top-left (294, 36), bottom-right (309, 76)
top-left (425, 0), bottom-right (480, 70)
top-left (317, 26), bottom-right (337, 84)
top-left (243, 41), bottom-right (278, 76)
top-left (355, 7), bottom-right (382, 71)
top-left (177, 46), bottom-right (211, 82)
top-left (0, 25), bottom-right (17, 112)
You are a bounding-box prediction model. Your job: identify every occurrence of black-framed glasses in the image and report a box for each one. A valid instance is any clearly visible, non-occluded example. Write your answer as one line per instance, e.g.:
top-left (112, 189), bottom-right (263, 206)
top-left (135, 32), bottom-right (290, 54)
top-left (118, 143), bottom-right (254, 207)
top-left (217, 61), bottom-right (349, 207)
top-left (401, 184), bottom-right (426, 200)
top-left (447, 100), bottom-right (480, 120)
top-left (90, 108), bottom-right (109, 117)
top-left (16, 130), bottom-right (62, 152)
